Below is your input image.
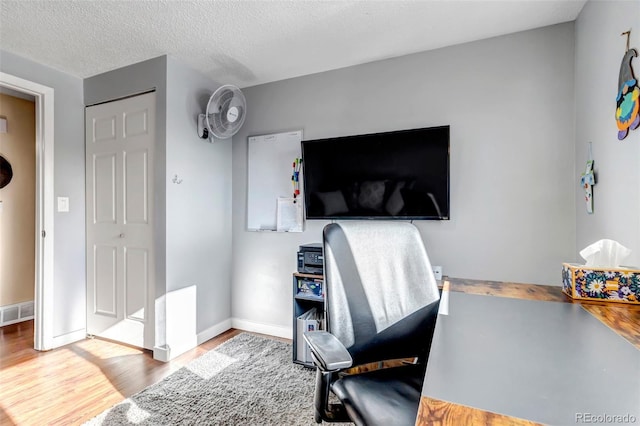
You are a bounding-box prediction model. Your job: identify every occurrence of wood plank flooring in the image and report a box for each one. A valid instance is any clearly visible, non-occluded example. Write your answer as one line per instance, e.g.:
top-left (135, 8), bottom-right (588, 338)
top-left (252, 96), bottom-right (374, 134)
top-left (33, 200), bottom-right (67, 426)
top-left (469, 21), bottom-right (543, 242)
top-left (0, 322), bottom-right (244, 426)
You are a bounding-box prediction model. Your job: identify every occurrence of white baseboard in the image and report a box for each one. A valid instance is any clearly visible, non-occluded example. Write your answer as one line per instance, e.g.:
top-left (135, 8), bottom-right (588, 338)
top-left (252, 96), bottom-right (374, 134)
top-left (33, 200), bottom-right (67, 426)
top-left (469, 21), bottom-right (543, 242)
top-left (197, 318), bottom-right (232, 345)
top-left (153, 345), bottom-right (171, 362)
top-left (52, 328), bottom-right (86, 348)
top-left (162, 337), bottom-right (198, 361)
top-left (231, 317), bottom-right (292, 340)
top-left (153, 318), bottom-right (234, 362)
top-left (152, 318), bottom-right (291, 362)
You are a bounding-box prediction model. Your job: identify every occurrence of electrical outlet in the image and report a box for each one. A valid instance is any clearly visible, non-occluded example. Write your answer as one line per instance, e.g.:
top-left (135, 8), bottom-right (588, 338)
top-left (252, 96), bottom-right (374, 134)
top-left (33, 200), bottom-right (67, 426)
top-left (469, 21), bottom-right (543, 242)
top-left (433, 266), bottom-right (443, 280)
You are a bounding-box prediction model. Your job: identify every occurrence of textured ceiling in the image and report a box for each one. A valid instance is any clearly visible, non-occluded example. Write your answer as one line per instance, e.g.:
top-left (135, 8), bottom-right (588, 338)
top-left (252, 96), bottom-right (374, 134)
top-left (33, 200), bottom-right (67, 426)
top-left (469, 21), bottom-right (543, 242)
top-left (0, 0), bottom-right (586, 88)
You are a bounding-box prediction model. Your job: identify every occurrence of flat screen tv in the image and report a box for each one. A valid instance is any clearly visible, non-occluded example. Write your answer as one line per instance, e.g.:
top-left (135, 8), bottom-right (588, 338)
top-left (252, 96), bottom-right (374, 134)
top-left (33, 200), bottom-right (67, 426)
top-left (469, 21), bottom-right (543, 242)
top-left (301, 125), bottom-right (450, 220)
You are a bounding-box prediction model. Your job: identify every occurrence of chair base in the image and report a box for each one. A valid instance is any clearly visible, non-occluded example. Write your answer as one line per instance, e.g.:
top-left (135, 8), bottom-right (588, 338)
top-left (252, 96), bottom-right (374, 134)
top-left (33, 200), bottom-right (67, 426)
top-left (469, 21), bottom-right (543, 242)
top-left (313, 369), bottom-right (351, 423)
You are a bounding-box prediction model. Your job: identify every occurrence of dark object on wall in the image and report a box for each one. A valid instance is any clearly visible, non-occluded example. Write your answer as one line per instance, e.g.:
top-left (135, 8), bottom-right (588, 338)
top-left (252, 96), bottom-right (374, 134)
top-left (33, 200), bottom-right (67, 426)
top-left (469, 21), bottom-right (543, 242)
top-left (616, 30), bottom-right (639, 140)
top-left (0, 155), bottom-right (13, 188)
top-left (301, 126), bottom-right (450, 220)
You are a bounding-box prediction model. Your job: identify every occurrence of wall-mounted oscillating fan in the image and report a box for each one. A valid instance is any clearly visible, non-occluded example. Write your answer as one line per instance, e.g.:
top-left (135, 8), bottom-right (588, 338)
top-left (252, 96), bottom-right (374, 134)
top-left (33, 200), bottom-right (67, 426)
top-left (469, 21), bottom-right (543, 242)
top-left (197, 84), bottom-right (247, 140)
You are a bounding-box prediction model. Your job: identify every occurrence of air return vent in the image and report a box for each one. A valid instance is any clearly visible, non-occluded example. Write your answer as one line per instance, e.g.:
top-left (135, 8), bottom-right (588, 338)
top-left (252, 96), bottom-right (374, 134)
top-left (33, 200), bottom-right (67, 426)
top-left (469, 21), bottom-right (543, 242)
top-left (0, 301), bottom-right (34, 327)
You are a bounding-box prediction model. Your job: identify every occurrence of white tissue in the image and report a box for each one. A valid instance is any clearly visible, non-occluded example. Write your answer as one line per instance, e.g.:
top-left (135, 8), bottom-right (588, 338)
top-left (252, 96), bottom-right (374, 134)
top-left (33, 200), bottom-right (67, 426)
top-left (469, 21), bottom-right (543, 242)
top-left (579, 239), bottom-right (631, 268)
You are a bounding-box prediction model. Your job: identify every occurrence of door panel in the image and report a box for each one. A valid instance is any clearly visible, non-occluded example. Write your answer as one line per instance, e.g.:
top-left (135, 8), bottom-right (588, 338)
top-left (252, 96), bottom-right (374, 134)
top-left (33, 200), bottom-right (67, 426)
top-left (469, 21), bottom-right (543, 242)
top-left (123, 150), bottom-right (148, 224)
top-left (86, 92), bottom-right (155, 350)
top-left (93, 153), bottom-right (117, 224)
top-left (93, 115), bottom-right (117, 142)
top-left (124, 109), bottom-right (148, 138)
top-left (94, 245), bottom-right (117, 316)
top-left (124, 247), bottom-right (148, 322)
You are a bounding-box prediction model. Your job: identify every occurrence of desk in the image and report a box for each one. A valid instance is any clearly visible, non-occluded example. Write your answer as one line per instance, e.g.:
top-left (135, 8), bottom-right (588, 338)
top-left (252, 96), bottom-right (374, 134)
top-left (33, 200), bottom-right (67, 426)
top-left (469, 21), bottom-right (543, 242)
top-left (417, 279), bottom-right (640, 425)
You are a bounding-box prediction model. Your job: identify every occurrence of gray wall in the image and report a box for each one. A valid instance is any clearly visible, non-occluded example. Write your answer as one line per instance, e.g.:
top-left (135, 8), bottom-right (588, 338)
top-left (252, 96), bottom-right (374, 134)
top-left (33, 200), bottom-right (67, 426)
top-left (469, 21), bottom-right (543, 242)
top-left (231, 23), bottom-right (576, 333)
top-left (84, 55), bottom-right (233, 356)
top-left (84, 55), bottom-right (169, 347)
top-left (0, 50), bottom-right (85, 338)
top-left (574, 0), bottom-right (640, 266)
top-left (165, 56), bottom-right (232, 341)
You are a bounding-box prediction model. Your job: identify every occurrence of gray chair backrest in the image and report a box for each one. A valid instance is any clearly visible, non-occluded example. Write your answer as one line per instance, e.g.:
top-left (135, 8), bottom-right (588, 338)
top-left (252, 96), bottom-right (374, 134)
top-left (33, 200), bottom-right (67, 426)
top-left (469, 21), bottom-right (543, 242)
top-left (323, 222), bottom-right (440, 365)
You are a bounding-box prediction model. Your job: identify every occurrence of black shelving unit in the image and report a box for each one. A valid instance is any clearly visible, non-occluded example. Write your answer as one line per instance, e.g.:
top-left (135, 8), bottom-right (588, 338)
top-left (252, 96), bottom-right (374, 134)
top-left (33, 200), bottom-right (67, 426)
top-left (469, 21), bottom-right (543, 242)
top-left (293, 272), bottom-right (324, 367)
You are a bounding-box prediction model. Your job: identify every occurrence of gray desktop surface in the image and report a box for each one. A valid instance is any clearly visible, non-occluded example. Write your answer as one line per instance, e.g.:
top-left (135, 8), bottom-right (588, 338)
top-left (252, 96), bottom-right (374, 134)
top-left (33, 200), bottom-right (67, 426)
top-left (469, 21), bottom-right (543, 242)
top-left (423, 292), bottom-right (640, 425)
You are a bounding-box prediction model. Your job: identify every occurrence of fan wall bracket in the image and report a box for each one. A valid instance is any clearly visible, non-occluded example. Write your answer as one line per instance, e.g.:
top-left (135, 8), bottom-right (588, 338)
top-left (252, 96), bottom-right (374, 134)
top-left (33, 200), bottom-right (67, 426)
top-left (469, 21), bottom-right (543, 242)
top-left (197, 114), bottom-right (209, 139)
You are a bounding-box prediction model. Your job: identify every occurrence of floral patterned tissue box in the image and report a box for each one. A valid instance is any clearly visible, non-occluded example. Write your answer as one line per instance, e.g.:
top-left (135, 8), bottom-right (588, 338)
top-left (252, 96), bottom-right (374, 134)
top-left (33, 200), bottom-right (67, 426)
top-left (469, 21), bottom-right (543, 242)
top-left (562, 263), bottom-right (640, 304)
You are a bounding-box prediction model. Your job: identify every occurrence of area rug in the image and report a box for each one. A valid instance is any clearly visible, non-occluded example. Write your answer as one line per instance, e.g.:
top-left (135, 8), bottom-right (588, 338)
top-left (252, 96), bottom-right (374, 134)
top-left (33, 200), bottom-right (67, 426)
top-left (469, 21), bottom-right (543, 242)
top-left (85, 333), bottom-right (325, 425)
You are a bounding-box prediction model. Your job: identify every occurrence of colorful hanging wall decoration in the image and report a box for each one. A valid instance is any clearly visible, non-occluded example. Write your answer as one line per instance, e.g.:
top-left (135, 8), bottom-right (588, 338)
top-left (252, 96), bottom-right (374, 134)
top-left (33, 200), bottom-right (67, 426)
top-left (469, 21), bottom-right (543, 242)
top-left (580, 142), bottom-right (596, 214)
top-left (616, 30), bottom-right (639, 140)
top-left (292, 157), bottom-right (302, 203)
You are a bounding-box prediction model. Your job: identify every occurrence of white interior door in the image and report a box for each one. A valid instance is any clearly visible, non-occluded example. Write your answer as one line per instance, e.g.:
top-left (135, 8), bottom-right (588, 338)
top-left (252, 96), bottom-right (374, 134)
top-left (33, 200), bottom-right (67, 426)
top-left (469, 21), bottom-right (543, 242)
top-left (86, 92), bottom-right (155, 349)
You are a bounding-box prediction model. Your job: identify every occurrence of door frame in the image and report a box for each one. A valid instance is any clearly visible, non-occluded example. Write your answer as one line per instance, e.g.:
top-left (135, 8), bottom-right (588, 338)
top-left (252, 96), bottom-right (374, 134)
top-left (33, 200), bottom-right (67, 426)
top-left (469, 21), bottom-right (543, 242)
top-left (0, 72), bottom-right (55, 351)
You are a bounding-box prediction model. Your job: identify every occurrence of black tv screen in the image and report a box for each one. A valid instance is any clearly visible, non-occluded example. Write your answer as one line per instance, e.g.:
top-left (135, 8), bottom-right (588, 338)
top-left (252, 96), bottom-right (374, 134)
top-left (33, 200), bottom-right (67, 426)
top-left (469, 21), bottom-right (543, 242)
top-left (301, 125), bottom-right (450, 220)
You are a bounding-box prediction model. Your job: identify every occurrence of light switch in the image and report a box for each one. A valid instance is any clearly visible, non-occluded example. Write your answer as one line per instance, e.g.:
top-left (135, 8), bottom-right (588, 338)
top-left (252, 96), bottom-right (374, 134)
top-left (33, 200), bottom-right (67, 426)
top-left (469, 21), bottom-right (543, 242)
top-left (0, 200), bottom-right (3, 213)
top-left (57, 197), bottom-right (69, 212)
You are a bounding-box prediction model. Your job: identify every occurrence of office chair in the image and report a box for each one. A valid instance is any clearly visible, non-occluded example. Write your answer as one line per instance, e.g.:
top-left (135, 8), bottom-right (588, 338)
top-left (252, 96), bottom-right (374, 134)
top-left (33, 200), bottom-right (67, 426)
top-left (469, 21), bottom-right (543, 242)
top-left (303, 222), bottom-right (441, 426)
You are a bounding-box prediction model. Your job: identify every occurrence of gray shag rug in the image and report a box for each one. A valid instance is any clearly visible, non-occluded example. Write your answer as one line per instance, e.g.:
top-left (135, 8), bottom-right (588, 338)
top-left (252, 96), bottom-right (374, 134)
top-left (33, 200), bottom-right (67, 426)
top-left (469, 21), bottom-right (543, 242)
top-left (85, 333), bottom-right (329, 425)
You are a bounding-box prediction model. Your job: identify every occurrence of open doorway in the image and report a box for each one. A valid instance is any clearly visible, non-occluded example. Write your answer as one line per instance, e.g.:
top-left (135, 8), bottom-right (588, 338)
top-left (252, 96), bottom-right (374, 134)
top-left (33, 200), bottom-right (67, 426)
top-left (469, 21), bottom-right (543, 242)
top-left (0, 72), bottom-right (54, 351)
top-left (0, 89), bottom-right (36, 329)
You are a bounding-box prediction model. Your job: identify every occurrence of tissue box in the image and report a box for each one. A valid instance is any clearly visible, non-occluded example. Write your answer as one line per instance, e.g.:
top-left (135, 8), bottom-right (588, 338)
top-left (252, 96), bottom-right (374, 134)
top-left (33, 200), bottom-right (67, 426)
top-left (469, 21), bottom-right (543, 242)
top-left (562, 263), bottom-right (640, 304)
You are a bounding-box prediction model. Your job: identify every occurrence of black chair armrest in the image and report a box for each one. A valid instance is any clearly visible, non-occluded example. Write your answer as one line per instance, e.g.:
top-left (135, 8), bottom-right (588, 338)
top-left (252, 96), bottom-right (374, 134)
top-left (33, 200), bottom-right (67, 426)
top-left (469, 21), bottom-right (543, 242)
top-left (303, 331), bottom-right (353, 372)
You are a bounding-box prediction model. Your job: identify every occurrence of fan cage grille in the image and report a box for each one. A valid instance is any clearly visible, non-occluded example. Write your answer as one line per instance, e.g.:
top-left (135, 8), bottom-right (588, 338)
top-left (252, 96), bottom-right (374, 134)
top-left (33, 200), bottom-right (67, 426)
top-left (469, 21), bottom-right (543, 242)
top-left (205, 85), bottom-right (246, 139)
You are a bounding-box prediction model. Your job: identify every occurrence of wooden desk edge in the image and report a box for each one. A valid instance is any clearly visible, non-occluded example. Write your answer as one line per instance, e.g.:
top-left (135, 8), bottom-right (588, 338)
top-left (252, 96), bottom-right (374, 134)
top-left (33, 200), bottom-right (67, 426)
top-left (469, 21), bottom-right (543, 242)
top-left (440, 277), bottom-right (640, 350)
top-left (417, 397), bottom-right (543, 426)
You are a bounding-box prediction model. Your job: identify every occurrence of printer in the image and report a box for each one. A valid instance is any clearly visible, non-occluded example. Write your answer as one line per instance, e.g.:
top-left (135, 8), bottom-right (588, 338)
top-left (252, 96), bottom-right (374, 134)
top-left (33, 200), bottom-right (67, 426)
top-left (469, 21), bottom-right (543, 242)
top-left (297, 243), bottom-right (323, 275)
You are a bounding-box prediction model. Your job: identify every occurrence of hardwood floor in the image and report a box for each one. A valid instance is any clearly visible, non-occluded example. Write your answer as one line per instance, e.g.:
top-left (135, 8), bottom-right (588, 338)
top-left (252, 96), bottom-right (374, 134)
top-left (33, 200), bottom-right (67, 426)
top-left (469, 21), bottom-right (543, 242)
top-left (0, 322), bottom-right (245, 426)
